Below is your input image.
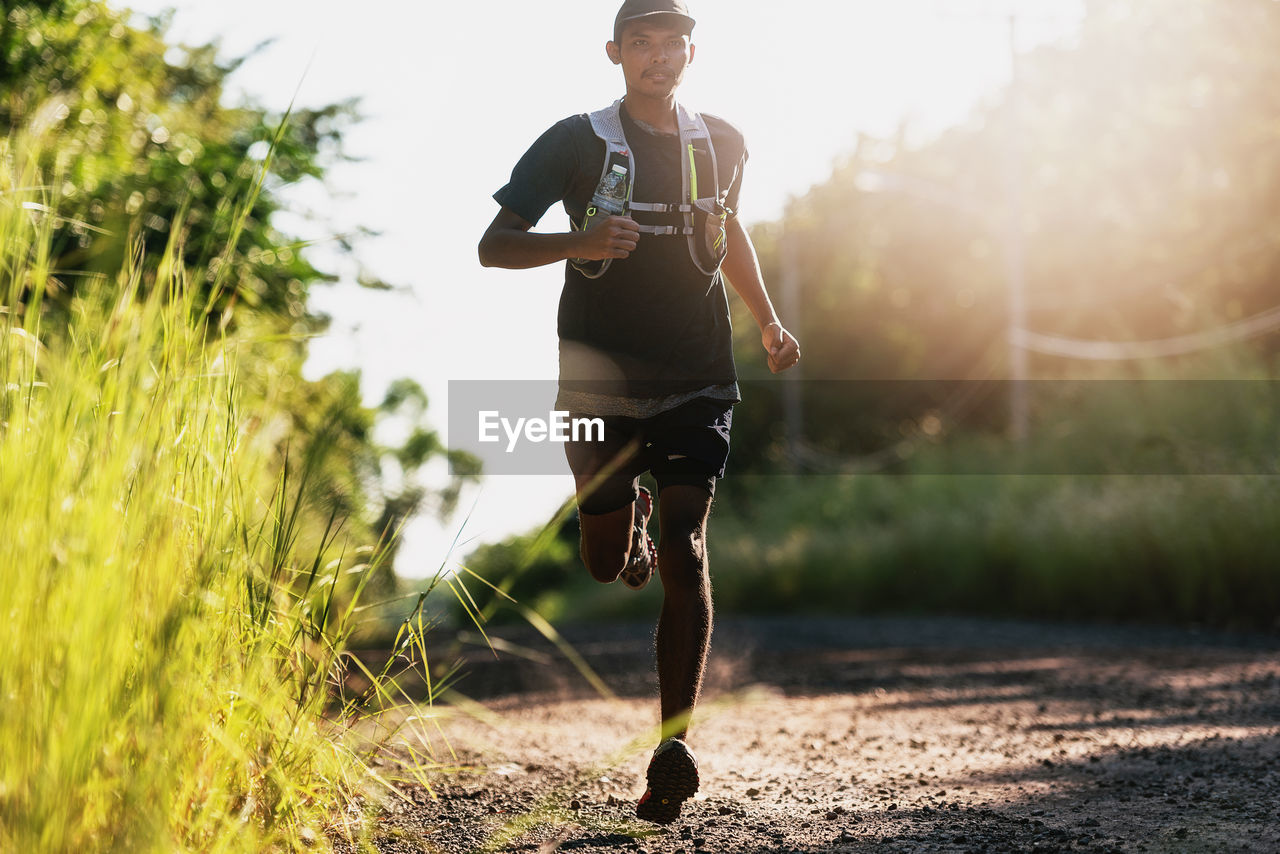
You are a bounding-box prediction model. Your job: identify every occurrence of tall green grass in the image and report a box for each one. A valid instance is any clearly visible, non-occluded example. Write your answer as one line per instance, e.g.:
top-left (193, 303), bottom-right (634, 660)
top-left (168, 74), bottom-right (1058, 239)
top-left (0, 136), bottom-right (438, 851)
top-left (544, 471), bottom-right (1280, 630)
top-left (697, 371), bottom-right (1280, 627)
top-left (709, 472), bottom-right (1280, 626)
top-left (511, 375), bottom-right (1280, 629)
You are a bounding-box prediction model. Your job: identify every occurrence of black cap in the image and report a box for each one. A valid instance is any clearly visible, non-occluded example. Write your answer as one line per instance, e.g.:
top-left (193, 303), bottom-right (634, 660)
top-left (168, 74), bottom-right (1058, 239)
top-left (613, 0), bottom-right (696, 44)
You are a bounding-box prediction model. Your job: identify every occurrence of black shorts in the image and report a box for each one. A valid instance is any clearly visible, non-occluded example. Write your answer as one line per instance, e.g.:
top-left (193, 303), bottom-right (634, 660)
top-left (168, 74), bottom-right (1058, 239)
top-left (564, 396), bottom-right (734, 515)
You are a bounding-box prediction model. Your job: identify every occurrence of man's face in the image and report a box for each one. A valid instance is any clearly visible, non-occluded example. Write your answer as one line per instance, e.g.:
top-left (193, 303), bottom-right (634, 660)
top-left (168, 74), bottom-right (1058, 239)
top-left (607, 18), bottom-right (695, 99)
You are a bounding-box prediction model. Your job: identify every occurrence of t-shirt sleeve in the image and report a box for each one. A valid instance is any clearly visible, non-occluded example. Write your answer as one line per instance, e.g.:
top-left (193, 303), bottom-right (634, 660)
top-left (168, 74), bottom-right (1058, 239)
top-left (492, 118), bottom-right (582, 226)
top-left (724, 145), bottom-right (748, 216)
top-left (703, 114), bottom-right (749, 217)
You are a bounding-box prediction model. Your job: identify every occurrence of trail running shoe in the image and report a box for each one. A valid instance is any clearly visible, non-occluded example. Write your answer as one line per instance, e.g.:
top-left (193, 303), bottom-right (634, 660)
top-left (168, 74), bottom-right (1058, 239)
top-left (618, 486), bottom-right (656, 591)
top-left (635, 738), bottom-right (699, 824)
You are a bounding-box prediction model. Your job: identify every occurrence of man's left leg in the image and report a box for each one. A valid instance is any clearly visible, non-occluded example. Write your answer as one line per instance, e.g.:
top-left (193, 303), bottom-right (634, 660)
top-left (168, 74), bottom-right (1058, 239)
top-left (646, 398), bottom-right (730, 737)
top-left (653, 483), bottom-right (714, 739)
top-left (636, 482), bottom-right (714, 825)
top-left (632, 397), bottom-right (731, 824)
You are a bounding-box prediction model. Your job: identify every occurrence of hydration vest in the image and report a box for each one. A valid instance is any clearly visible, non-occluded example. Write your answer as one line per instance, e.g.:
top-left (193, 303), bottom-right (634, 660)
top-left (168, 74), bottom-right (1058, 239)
top-left (569, 100), bottom-right (729, 279)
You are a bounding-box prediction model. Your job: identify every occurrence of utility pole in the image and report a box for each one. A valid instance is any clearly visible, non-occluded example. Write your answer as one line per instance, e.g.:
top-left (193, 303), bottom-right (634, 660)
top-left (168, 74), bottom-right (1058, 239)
top-left (1004, 13), bottom-right (1030, 442)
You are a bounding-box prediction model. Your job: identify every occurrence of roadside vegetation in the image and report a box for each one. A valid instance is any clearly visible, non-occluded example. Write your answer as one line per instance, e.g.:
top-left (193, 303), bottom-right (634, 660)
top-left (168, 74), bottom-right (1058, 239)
top-left (1, 2), bottom-right (471, 849)
top-left (1, 136), bottom-right (413, 852)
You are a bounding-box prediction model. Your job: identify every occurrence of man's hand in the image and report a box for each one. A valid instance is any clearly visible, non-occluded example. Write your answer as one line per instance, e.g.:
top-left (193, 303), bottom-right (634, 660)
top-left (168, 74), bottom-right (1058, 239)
top-left (478, 207), bottom-right (641, 270)
top-left (573, 215), bottom-right (641, 261)
top-left (720, 216), bottom-right (800, 372)
top-left (763, 322), bottom-right (800, 373)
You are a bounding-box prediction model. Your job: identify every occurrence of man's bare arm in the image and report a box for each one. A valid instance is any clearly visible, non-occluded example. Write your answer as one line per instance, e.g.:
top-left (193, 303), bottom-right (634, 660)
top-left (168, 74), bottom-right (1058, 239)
top-left (478, 206), bottom-right (641, 269)
top-left (720, 214), bottom-right (801, 373)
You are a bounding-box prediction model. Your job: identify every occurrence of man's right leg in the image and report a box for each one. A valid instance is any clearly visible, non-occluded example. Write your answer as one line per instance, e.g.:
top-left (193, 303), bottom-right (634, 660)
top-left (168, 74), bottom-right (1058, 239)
top-left (565, 422), bottom-right (649, 583)
top-left (573, 473), bottom-right (638, 583)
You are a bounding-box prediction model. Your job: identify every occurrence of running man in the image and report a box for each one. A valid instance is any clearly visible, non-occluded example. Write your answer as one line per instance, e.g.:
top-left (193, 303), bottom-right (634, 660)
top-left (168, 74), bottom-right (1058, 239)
top-left (478, 0), bottom-right (800, 824)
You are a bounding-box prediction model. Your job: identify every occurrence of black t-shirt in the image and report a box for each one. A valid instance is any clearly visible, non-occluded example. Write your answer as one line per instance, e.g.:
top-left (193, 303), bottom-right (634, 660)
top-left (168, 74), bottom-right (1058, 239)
top-left (493, 105), bottom-right (748, 400)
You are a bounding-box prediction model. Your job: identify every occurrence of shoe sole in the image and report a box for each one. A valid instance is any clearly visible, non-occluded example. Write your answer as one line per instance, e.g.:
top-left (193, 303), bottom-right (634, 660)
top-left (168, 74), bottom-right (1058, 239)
top-left (635, 745), bottom-right (699, 824)
top-left (620, 530), bottom-right (656, 590)
top-left (621, 488), bottom-right (656, 591)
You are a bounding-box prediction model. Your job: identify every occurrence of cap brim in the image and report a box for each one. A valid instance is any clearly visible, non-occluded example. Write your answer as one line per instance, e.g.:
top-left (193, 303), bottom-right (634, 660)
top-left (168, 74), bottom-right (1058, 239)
top-left (615, 11), bottom-right (696, 37)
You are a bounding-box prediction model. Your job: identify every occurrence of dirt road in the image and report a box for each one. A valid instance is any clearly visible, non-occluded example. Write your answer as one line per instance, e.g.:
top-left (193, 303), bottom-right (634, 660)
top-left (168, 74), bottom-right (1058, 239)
top-left (352, 617), bottom-right (1279, 853)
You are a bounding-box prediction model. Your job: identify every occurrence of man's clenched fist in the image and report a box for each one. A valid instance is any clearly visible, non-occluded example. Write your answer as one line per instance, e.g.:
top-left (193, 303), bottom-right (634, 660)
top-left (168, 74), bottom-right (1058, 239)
top-left (575, 215), bottom-right (641, 261)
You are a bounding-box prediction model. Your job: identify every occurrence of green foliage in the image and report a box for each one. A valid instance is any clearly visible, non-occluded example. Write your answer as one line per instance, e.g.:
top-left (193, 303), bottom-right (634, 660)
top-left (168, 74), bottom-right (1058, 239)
top-left (2, 0), bottom-right (344, 323)
top-left (460, 509), bottom-right (582, 625)
top-left (488, 466), bottom-right (1279, 630)
top-left (0, 5), bottom-right (481, 845)
top-left (0, 153), bottom-right (461, 852)
top-left (736, 0), bottom-right (1280, 464)
top-left (706, 472), bottom-right (1280, 629)
top-left (1, 1), bottom-right (472, 598)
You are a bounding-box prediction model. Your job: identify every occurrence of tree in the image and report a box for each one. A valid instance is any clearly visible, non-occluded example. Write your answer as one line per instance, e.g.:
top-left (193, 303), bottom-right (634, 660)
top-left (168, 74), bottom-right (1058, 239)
top-left (2, 0), bottom-right (476, 599)
top-left (735, 0), bottom-right (1280, 463)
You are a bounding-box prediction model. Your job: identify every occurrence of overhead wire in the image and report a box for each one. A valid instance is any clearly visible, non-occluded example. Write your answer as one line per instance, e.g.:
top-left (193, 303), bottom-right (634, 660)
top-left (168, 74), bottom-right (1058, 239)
top-left (1014, 301), bottom-right (1280, 360)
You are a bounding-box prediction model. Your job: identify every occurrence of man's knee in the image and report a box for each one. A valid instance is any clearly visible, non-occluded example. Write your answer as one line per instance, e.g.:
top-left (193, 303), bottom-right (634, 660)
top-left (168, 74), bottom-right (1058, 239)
top-left (582, 544), bottom-right (627, 584)
top-left (657, 525), bottom-right (709, 593)
top-left (655, 484), bottom-right (714, 593)
top-left (578, 503), bottom-right (634, 584)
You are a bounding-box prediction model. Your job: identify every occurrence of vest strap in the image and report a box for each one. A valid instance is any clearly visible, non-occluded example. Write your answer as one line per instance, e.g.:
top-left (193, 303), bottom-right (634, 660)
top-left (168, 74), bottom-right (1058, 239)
top-left (628, 202), bottom-right (694, 213)
top-left (570, 99), bottom-right (725, 278)
top-left (636, 224), bottom-right (696, 236)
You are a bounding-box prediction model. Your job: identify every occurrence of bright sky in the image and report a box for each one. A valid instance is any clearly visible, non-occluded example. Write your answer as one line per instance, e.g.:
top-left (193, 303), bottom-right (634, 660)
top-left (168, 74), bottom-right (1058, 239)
top-left (122, 0), bottom-right (1082, 579)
